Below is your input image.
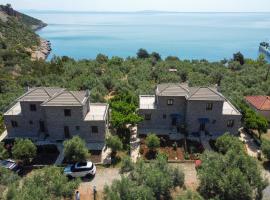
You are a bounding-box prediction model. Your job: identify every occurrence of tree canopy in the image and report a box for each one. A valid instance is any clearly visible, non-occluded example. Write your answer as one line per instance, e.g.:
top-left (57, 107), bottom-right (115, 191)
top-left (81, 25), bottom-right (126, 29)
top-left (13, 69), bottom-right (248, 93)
top-left (104, 154), bottom-right (185, 200)
top-left (6, 166), bottom-right (80, 200)
top-left (63, 136), bottom-right (89, 163)
top-left (145, 133), bottom-right (160, 152)
top-left (197, 135), bottom-right (267, 200)
top-left (12, 138), bottom-right (37, 164)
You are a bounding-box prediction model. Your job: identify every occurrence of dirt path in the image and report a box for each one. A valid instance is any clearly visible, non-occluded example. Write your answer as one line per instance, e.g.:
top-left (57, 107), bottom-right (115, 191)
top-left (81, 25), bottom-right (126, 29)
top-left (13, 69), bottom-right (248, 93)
top-left (169, 162), bottom-right (198, 190)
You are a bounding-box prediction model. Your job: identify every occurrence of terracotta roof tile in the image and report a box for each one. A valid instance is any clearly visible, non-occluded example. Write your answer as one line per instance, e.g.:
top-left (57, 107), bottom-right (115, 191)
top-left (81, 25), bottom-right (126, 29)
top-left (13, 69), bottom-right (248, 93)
top-left (245, 96), bottom-right (270, 111)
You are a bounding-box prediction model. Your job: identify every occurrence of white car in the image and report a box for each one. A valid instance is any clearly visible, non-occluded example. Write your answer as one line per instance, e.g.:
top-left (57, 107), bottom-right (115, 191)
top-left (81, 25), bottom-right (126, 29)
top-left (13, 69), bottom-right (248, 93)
top-left (64, 161), bottom-right (96, 178)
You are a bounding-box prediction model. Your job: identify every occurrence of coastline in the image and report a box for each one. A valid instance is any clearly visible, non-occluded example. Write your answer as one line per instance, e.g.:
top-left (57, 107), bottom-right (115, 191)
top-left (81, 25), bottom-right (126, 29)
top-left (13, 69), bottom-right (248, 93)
top-left (30, 37), bottom-right (51, 61)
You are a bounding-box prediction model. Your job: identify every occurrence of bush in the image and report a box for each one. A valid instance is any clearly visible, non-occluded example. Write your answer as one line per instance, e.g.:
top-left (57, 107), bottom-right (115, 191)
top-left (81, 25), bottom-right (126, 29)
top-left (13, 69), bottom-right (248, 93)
top-left (171, 168), bottom-right (185, 187)
top-left (63, 136), bottom-right (89, 163)
top-left (197, 149), bottom-right (267, 200)
top-left (176, 190), bottom-right (203, 200)
top-left (262, 139), bottom-right (270, 160)
top-left (120, 156), bottom-right (134, 173)
top-left (0, 167), bottom-right (20, 186)
top-left (8, 166), bottom-right (80, 200)
top-left (12, 138), bottom-right (36, 164)
top-left (215, 133), bottom-right (244, 154)
top-left (106, 135), bottom-right (123, 156)
top-left (0, 142), bottom-right (9, 159)
top-left (184, 152), bottom-right (190, 160)
top-left (145, 133), bottom-right (160, 152)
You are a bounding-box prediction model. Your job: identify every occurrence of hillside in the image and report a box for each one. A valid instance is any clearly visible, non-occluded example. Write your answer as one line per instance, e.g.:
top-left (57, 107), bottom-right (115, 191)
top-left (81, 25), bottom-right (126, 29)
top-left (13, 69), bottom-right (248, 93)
top-left (0, 5), bottom-right (269, 137)
top-left (0, 4), bottom-right (46, 30)
top-left (0, 4), bottom-right (50, 63)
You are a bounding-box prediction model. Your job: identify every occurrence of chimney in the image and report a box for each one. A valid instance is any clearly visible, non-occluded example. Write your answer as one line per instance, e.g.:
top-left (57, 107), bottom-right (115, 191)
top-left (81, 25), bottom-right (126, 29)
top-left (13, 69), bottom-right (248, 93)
top-left (215, 84), bottom-right (221, 92)
top-left (86, 89), bottom-right (90, 97)
top-left (25, 86), bottom-right (30, 92)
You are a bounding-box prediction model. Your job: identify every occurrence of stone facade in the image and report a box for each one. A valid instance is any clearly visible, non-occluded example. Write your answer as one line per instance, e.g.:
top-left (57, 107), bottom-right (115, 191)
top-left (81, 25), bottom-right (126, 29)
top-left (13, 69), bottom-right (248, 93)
top-left (4, 87), bottom-right (109, 150)
top-left (138, 84), bottom-right (242, 138)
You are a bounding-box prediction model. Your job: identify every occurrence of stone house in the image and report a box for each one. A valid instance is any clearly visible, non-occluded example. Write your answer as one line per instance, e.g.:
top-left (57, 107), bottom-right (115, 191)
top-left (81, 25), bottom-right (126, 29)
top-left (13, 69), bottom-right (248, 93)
top-left (138, 83), bottom-right (242, 139)
top-left (4, 87), bottom-right (109, 150)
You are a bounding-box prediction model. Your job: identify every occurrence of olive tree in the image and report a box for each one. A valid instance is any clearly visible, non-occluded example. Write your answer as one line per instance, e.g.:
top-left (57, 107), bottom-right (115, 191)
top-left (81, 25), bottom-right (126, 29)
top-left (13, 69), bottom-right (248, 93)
top-left (12, 139), bottom-right (37, 164)
top-left (105, 135), bottom-right (123, 158)
top-left (63, 136), bottom-right (89, 163)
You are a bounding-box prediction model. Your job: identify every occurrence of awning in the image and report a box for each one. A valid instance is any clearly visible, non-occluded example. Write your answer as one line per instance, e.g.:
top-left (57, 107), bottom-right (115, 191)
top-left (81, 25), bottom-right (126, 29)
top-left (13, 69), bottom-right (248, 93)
top-left (198, 118), bottom-right (210, 123)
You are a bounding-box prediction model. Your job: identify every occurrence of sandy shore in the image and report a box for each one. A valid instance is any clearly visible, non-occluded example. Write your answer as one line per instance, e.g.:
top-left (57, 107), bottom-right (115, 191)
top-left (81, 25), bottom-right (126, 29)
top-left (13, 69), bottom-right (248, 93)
top-left (30, 38), bottom-right (51, 61)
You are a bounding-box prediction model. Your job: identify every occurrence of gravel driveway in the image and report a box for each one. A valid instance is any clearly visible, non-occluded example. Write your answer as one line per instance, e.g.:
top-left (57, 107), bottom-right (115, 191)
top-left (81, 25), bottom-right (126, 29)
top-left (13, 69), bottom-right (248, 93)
top-left (78, 162), bottom-right (198, 200)
top-left (78, 167), bottom-right (121, 200)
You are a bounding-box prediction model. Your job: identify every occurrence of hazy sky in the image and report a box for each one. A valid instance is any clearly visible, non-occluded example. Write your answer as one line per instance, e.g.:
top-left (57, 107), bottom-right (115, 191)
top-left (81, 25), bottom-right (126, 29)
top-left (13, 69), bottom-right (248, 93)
top-left (2, 0), bottom-right (270, 12)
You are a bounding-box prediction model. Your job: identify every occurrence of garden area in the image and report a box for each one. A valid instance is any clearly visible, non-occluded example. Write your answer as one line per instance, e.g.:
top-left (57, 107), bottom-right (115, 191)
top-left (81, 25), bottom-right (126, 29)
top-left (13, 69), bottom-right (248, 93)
top-left (139, 134), bottom-right (204, 161)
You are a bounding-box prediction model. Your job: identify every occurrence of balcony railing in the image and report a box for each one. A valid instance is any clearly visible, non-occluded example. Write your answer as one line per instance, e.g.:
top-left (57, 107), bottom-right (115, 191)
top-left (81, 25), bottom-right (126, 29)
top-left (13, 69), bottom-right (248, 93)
top-left (139, 104), bottom-right (156, 109)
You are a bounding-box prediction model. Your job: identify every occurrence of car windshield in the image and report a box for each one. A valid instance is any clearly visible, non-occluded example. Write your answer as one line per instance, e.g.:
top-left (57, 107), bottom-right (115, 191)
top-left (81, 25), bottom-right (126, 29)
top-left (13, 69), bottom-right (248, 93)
top-left (70, 165), bottom-right (76, 172)
top-left (77, 162), bottom-right (87, 167)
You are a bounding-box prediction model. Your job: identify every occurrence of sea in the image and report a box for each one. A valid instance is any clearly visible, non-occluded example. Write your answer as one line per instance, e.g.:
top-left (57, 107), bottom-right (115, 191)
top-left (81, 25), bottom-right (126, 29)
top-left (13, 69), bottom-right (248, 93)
top-left (24, 11), bottom-right (270, 61)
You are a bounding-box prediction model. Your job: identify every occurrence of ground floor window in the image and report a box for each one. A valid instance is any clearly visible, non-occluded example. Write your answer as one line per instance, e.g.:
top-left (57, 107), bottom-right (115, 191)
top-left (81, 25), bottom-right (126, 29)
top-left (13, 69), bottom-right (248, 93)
top-left (145, 114), bottom-right (151, 120)
top-left (11, 120), bottom-right (18, 128)
top-left (76, 126), bottom-right (80, 131)
top-left (91, 126), bottom-right (98, 134)
top-left (227, 120), bottom-right (234, 127)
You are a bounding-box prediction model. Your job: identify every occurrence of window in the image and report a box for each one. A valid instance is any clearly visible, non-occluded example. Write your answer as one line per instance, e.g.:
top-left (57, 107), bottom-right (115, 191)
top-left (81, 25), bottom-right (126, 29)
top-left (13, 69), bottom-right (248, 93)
top-left (212, 120), bottom-right (216, 124)
top-left (29, 120), bottom-right (33, 125)
top-left (206, 103), bottom-right (213, 111)
top-left (11, 121), bottom-right (18, 128)
top-left (167, 99), bottom-right (174, 105)
top-left (30, 104), bottom-right (36, 111)
top-left (227, 120), bottom-right (234, 128)
top-left (64, 109), bottom-right (71, 117)
top-left (92, 126), bottom-right (98, 134)
top-left (163, 114), bottom-right (167, 119)
top-left (76, 126), bottom-right (80, 131)
top-left (145, 114), bottom-right (151, 120)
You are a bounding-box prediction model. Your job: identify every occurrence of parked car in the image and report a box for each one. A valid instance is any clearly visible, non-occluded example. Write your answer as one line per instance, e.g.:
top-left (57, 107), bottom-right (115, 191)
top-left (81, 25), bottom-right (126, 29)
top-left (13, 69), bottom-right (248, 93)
top-left (0, 159), bottom-right (22, 174)
top-left (64, 161), bottom-right (96, 178)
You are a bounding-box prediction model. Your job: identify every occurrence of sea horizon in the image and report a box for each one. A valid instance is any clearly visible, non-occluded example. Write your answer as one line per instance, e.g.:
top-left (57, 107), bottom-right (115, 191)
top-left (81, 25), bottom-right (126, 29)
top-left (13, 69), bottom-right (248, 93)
top-left (24, 11), bottom-right (270, 61)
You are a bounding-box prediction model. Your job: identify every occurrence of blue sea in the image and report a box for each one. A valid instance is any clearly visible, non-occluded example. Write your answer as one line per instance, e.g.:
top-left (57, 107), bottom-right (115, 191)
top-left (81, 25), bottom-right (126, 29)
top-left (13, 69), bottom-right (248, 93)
top-left (24, 11), bottom-right (270, 61)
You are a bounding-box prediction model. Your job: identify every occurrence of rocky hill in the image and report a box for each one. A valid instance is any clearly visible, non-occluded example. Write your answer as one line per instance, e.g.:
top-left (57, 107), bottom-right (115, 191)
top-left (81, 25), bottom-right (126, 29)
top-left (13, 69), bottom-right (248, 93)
top-left (0, 4), bottom-right (50, 61)
top-left (0, 4), bottom-right (47, 30)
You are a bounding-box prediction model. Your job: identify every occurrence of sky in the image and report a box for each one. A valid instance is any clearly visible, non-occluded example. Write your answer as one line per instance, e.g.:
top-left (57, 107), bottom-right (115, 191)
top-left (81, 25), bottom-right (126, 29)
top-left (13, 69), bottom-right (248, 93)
top-left (1, 0), bottom-right (270, 12)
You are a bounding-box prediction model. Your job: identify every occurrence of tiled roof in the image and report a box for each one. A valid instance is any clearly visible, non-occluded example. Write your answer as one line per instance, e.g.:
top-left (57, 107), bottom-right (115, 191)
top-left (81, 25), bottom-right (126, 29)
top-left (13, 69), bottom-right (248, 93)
top-left (156, 83), bottom-right (189, 96)
top-left (188, 87), bottom-right (225, 101)
top-left (156, 83), bottom-right (225, 101)
top-left (18, 87), bottom-right (63, 102)
top-left (245, 96), bottom-right (270, 111)
top-left (42, 90), bottom-right (88, 106)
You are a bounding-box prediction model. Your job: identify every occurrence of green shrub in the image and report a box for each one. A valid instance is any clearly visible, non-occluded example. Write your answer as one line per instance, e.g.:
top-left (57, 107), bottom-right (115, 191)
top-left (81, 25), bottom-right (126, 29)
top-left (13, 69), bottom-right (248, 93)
top-left (12, 138), bottom-right (36, 164)
top-left (262, 139), bottom-right (270, 160)
top-left (120, 156), bottom-right (134, 173)
top-left (171, 168), bottom-right (185, 187)
top-left (63, 136), bottom-right (89, 163)
top-left (145, 134), bottom-right (160, 152)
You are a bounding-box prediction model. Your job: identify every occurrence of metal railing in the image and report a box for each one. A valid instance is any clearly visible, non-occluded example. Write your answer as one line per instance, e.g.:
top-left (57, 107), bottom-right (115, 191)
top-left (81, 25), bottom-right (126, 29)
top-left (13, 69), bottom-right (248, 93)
top-left (139, 104), bottom-right (156, 109)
